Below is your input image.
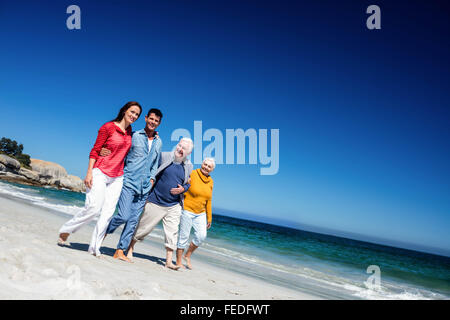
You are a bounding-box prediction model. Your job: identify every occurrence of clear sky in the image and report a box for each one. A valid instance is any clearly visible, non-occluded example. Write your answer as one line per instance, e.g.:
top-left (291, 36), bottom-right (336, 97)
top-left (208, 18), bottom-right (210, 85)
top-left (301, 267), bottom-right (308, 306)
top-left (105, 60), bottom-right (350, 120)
top-left (1, 0), bottom-right (449, 255)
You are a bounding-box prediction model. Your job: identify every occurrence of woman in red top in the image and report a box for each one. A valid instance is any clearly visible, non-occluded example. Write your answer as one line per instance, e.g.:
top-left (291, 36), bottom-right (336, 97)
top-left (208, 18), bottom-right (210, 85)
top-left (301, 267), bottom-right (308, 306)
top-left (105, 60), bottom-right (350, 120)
top-left (58, 101), bottom-right (142, 257)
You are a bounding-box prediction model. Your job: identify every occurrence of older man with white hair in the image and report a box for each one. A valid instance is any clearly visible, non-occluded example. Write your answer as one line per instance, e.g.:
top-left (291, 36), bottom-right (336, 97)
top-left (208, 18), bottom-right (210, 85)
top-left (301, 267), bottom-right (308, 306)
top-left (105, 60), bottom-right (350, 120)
top-left (127, 137), bottom-right (193, 269)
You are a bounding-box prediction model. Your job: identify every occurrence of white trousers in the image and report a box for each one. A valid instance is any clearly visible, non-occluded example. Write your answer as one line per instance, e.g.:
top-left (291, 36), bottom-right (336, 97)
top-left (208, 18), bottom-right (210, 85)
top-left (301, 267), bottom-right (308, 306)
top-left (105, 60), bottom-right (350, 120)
top-left (59, 168), bottom-right (123, 256)
top-left (177, 210), bottom-right (207, 249)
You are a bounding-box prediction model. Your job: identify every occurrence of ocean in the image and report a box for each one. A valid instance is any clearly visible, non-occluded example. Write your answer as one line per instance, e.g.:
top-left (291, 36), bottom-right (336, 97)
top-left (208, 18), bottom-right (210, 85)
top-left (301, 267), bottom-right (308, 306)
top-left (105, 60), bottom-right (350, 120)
top-left (0, 180), bottom-right (449, 300)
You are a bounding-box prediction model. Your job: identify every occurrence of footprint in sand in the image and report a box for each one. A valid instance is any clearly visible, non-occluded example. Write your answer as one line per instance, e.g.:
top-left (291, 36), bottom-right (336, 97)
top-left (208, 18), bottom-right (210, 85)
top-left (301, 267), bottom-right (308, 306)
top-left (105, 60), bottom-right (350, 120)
top-left (227, 290), bottom-right (242, 296)
top-left (116, 288), bottom-right (143, 299)
top-left (92, 280), bottom-right (106, 289)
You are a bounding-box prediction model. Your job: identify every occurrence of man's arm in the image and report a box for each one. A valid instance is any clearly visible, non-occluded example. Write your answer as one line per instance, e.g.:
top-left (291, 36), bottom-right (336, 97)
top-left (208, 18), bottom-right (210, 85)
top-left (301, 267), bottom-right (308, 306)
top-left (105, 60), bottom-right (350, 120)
top-left (149, 140), bottom-right (162, 183)
top-left (99, 147), bottom-right (111, 157)
top-left (170, 182), bottom-right (190, 195)
top-left (170, 162), bottom-right (193, 195)
top-left (185, 163), bottom-right (194, 184)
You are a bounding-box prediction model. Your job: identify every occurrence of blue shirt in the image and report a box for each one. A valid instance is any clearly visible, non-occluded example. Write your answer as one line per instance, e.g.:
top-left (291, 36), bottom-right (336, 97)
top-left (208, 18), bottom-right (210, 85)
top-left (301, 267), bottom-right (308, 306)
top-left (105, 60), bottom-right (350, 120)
top-left (148, 162), bottom-right (190, 207)
top-left (122, 129), bottom-right (162, 195)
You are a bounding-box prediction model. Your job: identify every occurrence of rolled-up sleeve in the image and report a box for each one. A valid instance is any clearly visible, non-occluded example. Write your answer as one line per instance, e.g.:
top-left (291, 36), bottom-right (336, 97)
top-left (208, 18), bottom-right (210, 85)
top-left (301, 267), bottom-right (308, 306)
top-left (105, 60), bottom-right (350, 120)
top-left (182, 182), bottom-right (190, 193)
top-left (89, 124), bottom-right (110, 160)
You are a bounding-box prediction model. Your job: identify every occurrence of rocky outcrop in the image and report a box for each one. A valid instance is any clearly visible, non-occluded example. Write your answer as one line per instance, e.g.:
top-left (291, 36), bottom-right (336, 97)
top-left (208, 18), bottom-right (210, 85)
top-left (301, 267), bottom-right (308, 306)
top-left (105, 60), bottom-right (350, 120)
top-left (18, 167), bottom-right (40, 182)
top-left (0, 154), bottom-right (21, 171)
top-left (30, 159), bottom-right (68, 180)
top-left (0, 155), bottom-right (85, 193)
top-left (54, 175), bottom-right (85, 192)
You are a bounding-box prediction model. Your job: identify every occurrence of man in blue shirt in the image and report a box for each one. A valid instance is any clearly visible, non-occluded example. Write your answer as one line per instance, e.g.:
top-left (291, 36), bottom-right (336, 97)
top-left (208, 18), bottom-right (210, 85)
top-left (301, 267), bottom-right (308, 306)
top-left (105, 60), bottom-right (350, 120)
top-left (127, 137), bottom-right (194, 269)
top-left (104, 108), bottom-right (163, 262)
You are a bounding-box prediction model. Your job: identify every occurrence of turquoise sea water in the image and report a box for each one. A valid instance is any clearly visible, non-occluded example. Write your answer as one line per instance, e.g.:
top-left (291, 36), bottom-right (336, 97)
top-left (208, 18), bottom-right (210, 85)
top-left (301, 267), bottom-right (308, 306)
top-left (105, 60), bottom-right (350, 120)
top-left (0, 180), bottom-right (449, 299)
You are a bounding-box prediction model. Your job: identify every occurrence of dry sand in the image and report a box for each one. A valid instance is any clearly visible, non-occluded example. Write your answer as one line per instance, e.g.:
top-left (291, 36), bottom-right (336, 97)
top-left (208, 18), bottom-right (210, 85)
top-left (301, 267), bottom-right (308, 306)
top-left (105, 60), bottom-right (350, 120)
top-left (0, 195), bottom-right (321, 300)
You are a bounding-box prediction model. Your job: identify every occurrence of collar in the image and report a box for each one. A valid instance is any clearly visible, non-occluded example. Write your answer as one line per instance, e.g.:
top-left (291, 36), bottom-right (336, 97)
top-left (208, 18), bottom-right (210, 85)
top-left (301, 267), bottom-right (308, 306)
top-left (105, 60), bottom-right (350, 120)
top-left (137, 128), bottom-right (158, 139)
top-left (196, 168), bottom-right (211, 183)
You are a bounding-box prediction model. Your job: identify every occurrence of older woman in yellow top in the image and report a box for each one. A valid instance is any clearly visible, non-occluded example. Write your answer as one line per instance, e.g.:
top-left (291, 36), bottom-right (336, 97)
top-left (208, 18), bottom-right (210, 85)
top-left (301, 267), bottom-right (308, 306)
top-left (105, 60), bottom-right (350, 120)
top-left (175, 157), bottom-right (215, 269)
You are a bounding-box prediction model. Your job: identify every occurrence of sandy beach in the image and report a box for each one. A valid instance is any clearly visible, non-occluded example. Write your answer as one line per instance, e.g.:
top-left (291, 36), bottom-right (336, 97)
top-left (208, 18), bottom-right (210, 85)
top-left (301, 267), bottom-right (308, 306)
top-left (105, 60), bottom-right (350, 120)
top-left (0, 194), bottom-right (321, 300)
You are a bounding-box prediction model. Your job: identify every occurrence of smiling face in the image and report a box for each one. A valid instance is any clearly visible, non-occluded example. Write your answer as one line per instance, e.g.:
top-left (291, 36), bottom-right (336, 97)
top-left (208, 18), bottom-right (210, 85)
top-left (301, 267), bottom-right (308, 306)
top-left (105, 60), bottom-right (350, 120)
top-left (200, 160), bottom-right (214, 176)
top-left (124, 105), bottom-right (141, 124)
top-left (174, 139), bottom-right (192, 160)
top-left (145, 112), bottom-right (161, 132)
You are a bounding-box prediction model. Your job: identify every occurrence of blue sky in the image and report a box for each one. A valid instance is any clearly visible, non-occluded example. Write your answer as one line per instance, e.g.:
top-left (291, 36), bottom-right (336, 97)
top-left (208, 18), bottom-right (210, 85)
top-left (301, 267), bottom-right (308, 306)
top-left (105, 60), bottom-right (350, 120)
top-left (1, 0), bottom-right (449, 255)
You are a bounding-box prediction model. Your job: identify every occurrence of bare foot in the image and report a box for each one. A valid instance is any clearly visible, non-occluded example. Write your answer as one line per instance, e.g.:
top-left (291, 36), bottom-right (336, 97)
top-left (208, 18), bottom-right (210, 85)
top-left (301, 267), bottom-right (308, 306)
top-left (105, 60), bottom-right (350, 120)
top-left (126, 249), bottom-right (134, 260)
top-left (88, 248), bottom-right (103, 258)
top-left (175, 263), bottom-right (186, 269)
top-left (183, 255), bottom-right (193, 269)
top-left (91, 252), bottom-right (107, 260)
top-left (113, 249), bottom-right (132, 263)
top-left (57, 233), bottom-right (69, 246)
top-left (165, 263), bottom-right (180, 270)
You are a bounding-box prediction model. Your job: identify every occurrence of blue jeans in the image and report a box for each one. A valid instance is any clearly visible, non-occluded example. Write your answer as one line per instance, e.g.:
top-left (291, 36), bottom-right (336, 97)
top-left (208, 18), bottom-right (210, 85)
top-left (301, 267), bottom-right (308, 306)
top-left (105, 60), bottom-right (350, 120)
top-left (106, 185), bottom-right (148, 251)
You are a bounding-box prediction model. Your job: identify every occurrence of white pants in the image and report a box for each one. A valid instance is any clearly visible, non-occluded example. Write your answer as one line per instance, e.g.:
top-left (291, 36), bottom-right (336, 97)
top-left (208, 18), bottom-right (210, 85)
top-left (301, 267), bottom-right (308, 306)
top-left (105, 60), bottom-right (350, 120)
top-left (59, 168), bottom-right (123, 256)
top-left (177, 210), bottom-right (207, 249)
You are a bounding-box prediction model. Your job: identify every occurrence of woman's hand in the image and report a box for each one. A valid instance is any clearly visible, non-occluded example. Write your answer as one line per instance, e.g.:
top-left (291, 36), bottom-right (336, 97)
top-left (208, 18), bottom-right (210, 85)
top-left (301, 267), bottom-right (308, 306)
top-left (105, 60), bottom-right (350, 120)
top-left (207, 222), bottom-right (212, 229)
top-left (170, 184), bottom-right (185, 195)
top-left (84, 170), bottom-right (93, 189)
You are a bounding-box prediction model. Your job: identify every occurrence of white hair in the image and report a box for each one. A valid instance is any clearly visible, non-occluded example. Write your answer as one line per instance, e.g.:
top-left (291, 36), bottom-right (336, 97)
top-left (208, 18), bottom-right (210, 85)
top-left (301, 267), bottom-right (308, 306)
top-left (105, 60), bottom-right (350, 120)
top-left (179, 137), bottom-right (194, 153)
top-left (203, 157), bottom-right (216, 169)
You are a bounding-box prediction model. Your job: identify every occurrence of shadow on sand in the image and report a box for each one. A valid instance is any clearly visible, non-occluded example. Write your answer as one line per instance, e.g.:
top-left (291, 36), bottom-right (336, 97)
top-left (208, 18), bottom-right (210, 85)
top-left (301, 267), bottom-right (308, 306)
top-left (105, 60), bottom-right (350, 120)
top-left (63, 242), bottom-right (166, 266)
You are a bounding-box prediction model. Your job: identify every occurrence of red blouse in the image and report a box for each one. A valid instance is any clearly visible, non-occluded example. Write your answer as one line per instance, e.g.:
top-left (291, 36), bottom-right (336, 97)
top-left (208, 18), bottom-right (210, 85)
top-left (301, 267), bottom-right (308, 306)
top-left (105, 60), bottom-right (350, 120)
top-left (89, 122), bottom-right (133, 177)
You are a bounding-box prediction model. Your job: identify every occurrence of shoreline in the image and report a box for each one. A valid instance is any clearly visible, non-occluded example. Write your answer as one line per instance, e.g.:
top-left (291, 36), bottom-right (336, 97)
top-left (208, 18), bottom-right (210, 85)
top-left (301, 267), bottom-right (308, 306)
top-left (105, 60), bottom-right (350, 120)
top-left (0, 193), bottom-right (322, 300)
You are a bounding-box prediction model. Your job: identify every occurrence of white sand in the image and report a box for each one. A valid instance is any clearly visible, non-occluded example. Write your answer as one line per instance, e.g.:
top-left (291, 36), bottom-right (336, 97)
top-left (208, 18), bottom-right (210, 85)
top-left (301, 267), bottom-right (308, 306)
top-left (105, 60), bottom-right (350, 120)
top-left (0, 195), bottom-right (321, 300)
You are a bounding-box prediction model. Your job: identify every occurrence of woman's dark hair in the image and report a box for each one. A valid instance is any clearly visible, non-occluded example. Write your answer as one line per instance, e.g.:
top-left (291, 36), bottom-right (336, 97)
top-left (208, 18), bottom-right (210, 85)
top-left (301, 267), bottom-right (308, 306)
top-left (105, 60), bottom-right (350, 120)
top-left (112, 101), bottom-right (142, 122)
top-left (147, 108), bottom-right (163, 120)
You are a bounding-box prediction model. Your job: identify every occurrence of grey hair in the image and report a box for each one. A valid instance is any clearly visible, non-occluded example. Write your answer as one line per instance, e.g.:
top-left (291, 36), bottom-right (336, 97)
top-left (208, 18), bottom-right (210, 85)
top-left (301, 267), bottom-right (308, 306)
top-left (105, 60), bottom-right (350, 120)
top-left (203, 157), bottom-right (216, 169)
top-left (179, 137), bottom-right (194, 153)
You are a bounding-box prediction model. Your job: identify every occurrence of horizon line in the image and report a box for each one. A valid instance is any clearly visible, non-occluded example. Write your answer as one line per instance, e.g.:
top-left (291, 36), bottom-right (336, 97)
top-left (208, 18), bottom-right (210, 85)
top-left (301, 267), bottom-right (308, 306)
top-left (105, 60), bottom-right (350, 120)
top-left (213, 207), bottom-right (450, 259)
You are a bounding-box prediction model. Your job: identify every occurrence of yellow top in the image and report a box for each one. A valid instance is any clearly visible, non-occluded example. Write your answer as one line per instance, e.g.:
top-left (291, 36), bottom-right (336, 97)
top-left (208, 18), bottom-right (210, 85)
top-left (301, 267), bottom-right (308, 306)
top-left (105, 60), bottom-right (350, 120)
top-left (184, 169), bottom-right (214, 223)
